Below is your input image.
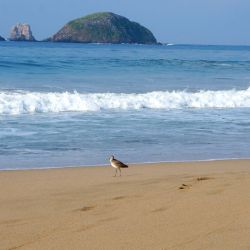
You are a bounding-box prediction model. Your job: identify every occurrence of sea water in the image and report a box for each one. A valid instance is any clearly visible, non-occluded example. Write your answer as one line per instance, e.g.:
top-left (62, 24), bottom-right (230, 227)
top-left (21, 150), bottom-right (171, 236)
top-left (1, 42), bottom-right (250, 169)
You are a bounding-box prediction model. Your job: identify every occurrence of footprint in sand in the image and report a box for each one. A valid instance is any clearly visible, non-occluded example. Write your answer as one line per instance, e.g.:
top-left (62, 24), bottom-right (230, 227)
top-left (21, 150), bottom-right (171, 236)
top-left (112, 196), bottom-right (126, 200)
top-left (196, 176), bottom-right (211, 181)
top-left (179, 176), bottom-right (212, 189)
top-left (179, 183), bottom-right (191, 190)
top-left (151, 207), bottom-right (168, 213)
top-left (79, 205), bottom-right (96, 212)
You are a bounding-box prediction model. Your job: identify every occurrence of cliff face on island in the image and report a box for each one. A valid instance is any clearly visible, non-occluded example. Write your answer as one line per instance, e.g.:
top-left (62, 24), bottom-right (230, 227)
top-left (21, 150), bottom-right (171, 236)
top-left (9, 23), bottom-right (36, 41)
top-left (47, 12), bottom-right (157, 44)
top-left (0, 35), bottom-right (5, 41)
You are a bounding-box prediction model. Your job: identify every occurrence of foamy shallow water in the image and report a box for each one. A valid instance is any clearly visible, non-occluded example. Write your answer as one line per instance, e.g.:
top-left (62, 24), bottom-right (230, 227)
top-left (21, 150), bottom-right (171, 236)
top-left (1, 42), bottom-right (250, 169)
top-left (1, 88), bottom-right (250, 115)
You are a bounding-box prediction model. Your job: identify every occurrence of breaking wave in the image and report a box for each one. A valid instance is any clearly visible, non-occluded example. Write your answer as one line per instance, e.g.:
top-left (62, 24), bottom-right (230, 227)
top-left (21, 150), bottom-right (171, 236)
top-left (1, 88), bottom-right (250, 115)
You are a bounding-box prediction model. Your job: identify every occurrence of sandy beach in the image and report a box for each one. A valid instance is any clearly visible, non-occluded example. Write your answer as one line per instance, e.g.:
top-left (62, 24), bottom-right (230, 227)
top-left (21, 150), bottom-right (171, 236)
top-left (1, 160), bottom-right (250, 250)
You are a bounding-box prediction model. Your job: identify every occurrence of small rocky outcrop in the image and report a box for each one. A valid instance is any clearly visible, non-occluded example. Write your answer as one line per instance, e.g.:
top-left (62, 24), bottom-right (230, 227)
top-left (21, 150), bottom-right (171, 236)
top-left (9, 23), bottom-right (36, 41)
top-left (46, 12), bottom-right (157, 44)
top-left (0, 35), bottom-right (5, 41)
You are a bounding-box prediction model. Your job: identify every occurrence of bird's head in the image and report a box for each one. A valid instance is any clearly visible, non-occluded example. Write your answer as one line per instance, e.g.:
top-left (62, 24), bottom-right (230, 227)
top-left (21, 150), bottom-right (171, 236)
top-left (109, 155), bottom-right (114, 161)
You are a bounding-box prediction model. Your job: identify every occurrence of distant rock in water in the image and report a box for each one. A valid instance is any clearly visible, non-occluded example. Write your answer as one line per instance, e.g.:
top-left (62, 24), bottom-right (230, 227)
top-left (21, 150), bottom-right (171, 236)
top-left (9, 23), bottom-right (36, 41)
top-left (46, 12), bottom-right (157, 44)
top-left (0, 35), bottom-right (5, 41)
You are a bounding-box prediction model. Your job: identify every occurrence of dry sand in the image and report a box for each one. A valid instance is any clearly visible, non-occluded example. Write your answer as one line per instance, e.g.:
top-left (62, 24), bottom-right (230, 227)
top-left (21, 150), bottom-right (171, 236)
top-left (1, 160), bottom-right (250, 250)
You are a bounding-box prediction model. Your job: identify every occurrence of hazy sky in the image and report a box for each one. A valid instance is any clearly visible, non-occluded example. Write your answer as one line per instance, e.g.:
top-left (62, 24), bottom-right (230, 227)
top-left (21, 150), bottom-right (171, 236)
top-left (0, 0), bottom-right (249, 45)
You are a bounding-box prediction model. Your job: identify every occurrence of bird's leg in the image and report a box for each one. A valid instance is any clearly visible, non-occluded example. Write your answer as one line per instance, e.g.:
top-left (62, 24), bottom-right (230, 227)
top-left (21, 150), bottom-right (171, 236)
top-left (113, 168), bottom-right (117, 177)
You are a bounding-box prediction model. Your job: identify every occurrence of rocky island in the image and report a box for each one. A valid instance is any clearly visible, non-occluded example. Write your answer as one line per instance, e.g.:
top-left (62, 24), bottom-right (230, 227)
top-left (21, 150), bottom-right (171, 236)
top-left (0, 35), bottom-right (5, 41)
top-left (9, 23), bottom-right (36, 41)
top-left (46, 12), bottom-right (157, 44)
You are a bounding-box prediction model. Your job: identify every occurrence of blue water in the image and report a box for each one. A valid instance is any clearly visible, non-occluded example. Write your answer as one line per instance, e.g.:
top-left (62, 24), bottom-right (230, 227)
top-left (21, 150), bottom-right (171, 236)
top-left (1, 41), bottom-right (250, 169)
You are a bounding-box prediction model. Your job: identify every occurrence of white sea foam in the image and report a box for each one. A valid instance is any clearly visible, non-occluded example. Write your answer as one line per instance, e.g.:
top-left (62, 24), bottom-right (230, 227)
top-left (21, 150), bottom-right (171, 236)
top-left (1, 88), bottom-right (250, 115)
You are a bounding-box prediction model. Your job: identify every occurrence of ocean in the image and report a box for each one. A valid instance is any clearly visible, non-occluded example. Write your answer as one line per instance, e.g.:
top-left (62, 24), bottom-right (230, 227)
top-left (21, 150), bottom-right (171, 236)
top-left (1, 41), bottom-right (250, 170)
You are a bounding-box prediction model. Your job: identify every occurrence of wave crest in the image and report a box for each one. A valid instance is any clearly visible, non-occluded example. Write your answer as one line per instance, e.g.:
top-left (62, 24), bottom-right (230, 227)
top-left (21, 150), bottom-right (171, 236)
top-left (1, 88), bottom-right (250, 115)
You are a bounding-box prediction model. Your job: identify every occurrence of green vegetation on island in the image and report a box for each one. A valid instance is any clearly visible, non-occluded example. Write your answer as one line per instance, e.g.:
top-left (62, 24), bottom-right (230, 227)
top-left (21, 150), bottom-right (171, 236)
top-left (47, 12), bottom-right (158, 44)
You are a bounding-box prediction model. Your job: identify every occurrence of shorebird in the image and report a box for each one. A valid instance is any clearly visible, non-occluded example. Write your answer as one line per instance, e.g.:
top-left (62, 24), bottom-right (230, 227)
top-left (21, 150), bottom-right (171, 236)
top-left (109, 155), bottom-right (128, 177)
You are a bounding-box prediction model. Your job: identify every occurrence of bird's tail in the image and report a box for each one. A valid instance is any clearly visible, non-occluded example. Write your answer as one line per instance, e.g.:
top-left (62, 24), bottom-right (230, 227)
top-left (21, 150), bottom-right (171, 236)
top-left (121, 164), bottom-right (129, 168)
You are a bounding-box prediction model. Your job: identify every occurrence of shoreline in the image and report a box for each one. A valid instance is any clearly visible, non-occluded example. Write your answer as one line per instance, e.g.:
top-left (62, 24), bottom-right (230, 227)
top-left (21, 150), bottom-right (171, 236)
top-left (1, 157), bottom-right (250, 172)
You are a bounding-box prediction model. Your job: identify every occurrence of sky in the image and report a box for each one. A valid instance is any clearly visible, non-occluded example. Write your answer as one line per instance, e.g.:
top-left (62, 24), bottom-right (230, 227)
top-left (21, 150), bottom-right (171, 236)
top-left (0, 0), bottom-right (249, 45)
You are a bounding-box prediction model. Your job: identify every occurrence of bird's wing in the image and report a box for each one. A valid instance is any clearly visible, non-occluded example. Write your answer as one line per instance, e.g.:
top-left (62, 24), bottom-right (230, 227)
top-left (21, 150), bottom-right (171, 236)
top-left (113, 159), bottom-right (128, 168)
